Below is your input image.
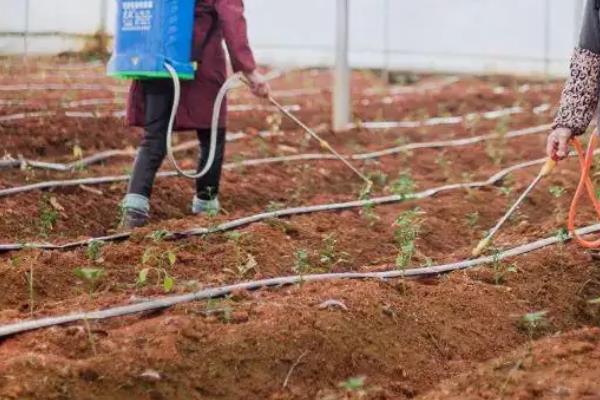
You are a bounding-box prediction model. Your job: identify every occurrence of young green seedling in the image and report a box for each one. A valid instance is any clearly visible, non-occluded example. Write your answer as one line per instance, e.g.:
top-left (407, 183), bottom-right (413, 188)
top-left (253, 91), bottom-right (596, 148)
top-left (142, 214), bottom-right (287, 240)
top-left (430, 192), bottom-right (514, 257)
top-left (518, 310), bottom-right (549, 339)
top-left (465, 113), bottom-right (481, 132)
top-left (115, 201), bottom-right (127, 228)
top-left (86, 240), bottom-right (104, 262)
top-left (437, 103), bottom-right (451, 118)
top-left (253, 136), bottom-right (271, 157)
top-left (394, 208), bottom-right (424, 270)
top-left (137, 267), bottom-right (175, 293)
top-left (72, 144), bottom-right (86, 172)
top-left (25, 265), bottom-right (34, 317)
top-left (549, 185), bottom-right (566, 223)
top-left (293, 249), bottom-right (311, 280)
top-left (549, 185), bottom-right (566, 198)
top-left (266, 112), bottom-right (282, 133)
top-left (435, 152), bottom-right (453, 181)
top-left (465, 211), bottom-right (480, 228)
top-left (486, 144), bottom-right (505, 166)
top-left (485, 118), bottom-right (508, 166)
top-left (495, 115), bottom-right (510, 136)
top-left (149, 229), bottom-right (170, 242)
top-left (339, 376), bottom-right (366, 392)
top-left (138, 233), bottom-right (179, 293)
top-left (266, 201), bottom-right (285, 213)
top-left (319, 234), bottom-right (337, 268)
top-left (319, 234), bottom-right (349, 270)
top-left (461, 172), bottom-right (477, 198)
top-left (367, 170), bottom-right (388, 187)
top-left (556, 228), bottom-right (570, 245)
top-left (74, 267), bottom-right (105, 298)
top-left (13, 245), bottom-right (38, 315)
top-left (38, 195), bottom-right (59, 237)
top-left (204, 298), bottom-right (233, 323)
top-left (82, 317), bottom-right (98, 356)
top-left (358, 185), bottom-right (379, 224)
top-left (389, 171), bottom-right (416, 198)
top-left (490, 249), bottom-right (517, 285)
top-left (224, 231), bottom-right (257, 278)
top-left (499, 174), bottom-right (515, 198)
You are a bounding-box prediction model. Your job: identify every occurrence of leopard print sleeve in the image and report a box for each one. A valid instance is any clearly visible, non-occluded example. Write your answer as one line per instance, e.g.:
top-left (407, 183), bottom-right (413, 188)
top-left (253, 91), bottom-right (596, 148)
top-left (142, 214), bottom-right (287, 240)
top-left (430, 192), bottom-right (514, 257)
top-left (553, 48), bottom-right (600, 135)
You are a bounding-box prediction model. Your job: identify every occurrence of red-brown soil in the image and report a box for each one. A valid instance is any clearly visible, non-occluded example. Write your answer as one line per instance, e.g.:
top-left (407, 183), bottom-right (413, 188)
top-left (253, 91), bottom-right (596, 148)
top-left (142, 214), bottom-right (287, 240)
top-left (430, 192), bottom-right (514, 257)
top-left (421, 327), bottom-right (600, 400)
top-left (0, 57), bottom-right (598, 399)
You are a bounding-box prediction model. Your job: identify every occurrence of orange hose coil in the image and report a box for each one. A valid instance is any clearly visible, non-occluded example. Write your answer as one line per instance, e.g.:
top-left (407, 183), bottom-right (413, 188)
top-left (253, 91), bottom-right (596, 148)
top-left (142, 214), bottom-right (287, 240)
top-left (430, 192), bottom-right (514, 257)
top-left (568, 132), bottom-right (600, 248)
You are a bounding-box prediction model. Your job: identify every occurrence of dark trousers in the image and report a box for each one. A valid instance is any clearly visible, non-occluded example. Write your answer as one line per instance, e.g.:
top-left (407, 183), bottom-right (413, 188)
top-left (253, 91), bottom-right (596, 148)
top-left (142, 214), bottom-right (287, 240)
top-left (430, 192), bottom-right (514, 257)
top-left (127, 80), bottom-right (226, 201)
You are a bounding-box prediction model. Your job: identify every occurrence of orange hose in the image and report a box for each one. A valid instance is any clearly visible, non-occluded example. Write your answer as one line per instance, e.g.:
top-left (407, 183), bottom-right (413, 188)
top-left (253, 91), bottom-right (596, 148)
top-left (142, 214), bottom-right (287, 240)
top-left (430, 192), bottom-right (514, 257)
top-left (568, 132), bottom-right (600, 248)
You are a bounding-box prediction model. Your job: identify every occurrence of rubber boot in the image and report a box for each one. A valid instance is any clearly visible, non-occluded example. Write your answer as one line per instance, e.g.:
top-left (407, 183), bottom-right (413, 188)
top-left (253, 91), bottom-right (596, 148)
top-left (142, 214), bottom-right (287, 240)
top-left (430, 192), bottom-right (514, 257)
top-left (192, 196), bottom-right (220, 216)
top-left (121, 208), bottom-right (149, 229)
top-left (121, 193), bottom-right (150, 229)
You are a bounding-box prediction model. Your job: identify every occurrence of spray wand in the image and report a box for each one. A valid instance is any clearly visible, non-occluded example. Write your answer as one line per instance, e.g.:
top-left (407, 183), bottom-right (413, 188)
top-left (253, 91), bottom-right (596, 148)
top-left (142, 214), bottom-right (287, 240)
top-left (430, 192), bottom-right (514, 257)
top-left (472, 156), bottom-right (557, 257)
top-left (266, 95), bottom-right (373, 191)
top-left (241, 76), bottom-right (373, 192)
top-left (473, 129), bottom-right (600, 257)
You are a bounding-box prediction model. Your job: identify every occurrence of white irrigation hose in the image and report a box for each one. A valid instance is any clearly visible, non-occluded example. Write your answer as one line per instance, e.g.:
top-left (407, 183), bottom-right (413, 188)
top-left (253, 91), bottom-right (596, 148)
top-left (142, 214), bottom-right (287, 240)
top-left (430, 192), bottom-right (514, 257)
top-left (0, 154), bottom-right (564, 252)
top-left (0, 102), bottom-right (542, 125)
top-left (0, 122), bottom-right (551, 191)
top-left (0, 125), bottom-right (548, 197)
top-left (0, 124), bottom-right (566, 200)
top-left (1, 222), bottom-right (598, 338)
top-left (0, 103), bottom-right (551, 172)
top-left (0, 129), bottom-right (276, 172)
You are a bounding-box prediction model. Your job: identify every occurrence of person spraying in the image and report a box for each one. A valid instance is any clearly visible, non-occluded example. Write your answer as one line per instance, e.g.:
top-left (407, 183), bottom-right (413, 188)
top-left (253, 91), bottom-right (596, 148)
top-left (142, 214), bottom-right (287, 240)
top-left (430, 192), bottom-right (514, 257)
top-left (121, 0), bottom-right (269, 229)
top-left (473, 0), bottom-right (600, 256)
top-left (547, 0), bottom-right (600, 159)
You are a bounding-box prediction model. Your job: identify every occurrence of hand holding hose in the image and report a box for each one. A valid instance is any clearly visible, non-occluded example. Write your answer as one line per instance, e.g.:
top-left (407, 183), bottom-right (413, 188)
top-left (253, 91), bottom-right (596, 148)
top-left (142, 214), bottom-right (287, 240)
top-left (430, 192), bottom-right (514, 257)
top-left (472, 128), bottom-right (563, 257)
top-left (243, 70), bottom-right (270, 98)
top-left (546, 127), bottom-right (573, 160)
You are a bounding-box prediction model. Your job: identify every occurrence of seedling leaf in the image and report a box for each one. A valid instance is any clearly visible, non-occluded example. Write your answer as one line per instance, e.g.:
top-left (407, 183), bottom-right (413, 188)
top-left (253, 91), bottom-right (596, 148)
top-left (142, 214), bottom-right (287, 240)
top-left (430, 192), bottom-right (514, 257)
top-left (137, 268), bottom-right (150, 286)
top-left (142, 249), bottom-right (152, 265)
top-left (167, 251), bottom-right (177, 267)
top-left (163, 276), bottom-right (175, 292)
top-left (150, 230), bottom-right (169, 242)
top-left (339, 376), bottom-right (365, 391)
top-left (74, 267), bottom-right (104, 282)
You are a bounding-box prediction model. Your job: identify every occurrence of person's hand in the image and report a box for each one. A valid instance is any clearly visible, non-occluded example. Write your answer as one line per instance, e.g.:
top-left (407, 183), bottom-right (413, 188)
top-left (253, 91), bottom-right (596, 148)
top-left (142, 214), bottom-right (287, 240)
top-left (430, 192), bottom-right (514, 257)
top-left (243, 70), bottom-right (270, 98)
top-left (546, 127), bottom-right (573, 160)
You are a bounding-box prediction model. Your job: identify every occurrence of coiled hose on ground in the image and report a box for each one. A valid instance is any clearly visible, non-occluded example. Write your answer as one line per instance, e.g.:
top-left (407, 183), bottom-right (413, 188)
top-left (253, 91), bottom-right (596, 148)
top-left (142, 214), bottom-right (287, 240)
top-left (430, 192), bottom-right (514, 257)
top-left (569, 132), bottom-right (600, 248)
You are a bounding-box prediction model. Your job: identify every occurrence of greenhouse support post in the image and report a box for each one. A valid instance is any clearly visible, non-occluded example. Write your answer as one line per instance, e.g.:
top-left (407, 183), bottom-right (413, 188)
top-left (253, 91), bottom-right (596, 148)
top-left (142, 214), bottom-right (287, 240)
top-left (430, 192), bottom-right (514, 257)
top-left (333, 0), bottom-right (350, 131)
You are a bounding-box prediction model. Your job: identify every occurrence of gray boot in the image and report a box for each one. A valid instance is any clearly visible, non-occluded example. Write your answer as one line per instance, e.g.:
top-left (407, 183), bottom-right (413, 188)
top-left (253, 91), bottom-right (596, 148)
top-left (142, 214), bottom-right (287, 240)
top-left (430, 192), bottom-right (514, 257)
top-left (121, 194), bottom-right (150, 229)
top-left (192, 196), bottom-right (220, 216)
top-left (121, 208), bottom-right (149, 229)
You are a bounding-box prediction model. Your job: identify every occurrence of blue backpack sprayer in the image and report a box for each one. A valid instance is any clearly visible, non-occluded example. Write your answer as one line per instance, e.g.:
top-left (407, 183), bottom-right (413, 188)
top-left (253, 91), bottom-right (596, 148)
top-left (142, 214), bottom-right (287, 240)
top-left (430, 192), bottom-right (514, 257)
top-left (107, 0), bottom-right (372, 187)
